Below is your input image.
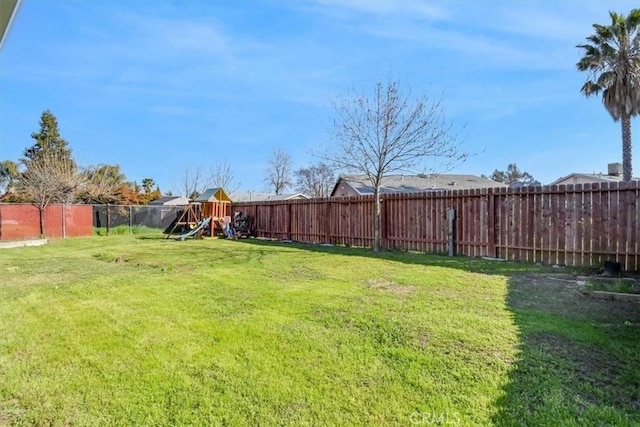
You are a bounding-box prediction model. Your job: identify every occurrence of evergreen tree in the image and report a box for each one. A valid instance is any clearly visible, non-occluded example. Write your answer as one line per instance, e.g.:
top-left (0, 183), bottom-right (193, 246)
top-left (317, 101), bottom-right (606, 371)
top-left (24, 109), bottom-right (76, 169)
top-left (0, 160), bottom-right (19, 193)
top-left (484, 163), bottom-right (536, 185)
top-left (17, 110), bottom-right (79, 235)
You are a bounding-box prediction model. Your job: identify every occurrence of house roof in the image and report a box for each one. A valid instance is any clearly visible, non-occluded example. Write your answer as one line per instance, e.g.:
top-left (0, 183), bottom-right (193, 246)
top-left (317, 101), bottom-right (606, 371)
top-left (332, 174), bottom-right (507, 196)
top-left (549, 173), bottom-right (640, 186)
top-left (231, 191), bottom-right (310, 202)
top-left (265, 193), bottom-right (310, 201)
top-left (148, 196), bottom-right (191, 206)
top-left (194, 188), bottom-right (232, 203)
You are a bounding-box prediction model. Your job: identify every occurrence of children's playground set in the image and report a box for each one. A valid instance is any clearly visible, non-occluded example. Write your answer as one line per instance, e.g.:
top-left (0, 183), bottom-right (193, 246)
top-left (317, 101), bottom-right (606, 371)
top-left (165, 188), bottom-right (252, 241)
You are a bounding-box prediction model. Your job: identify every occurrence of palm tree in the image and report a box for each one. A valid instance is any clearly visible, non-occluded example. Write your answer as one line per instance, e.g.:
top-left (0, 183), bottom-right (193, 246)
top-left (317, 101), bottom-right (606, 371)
top-left (577, 9), bottom-right (640, 182)
top-left (142, 177), bottom-right (155, 193)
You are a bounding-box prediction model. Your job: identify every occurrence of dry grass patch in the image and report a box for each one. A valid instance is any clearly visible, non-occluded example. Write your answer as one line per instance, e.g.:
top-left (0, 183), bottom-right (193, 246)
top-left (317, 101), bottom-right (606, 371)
top-left (364, 278), bottom-right (415, 295)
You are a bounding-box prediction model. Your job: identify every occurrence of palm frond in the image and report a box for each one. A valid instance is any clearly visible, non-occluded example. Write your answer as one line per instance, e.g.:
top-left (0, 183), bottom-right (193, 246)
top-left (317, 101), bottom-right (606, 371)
top-left (596, 71), bottom-right (616, 87)
top-left (585, 34), bottom-right (604, 46)
top-left (580, 80), bottom-right (601, 96)
top-left (628, 9), bottom-right (640, 27)
top-left (594, 23), bottom-right (613, 39)
top-left (578, 8), bottom-right (640, 123)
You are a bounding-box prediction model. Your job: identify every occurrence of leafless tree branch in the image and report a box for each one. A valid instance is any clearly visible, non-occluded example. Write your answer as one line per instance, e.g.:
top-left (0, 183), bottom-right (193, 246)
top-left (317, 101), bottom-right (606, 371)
top-left (321, 80), bottom-right (467, 251)
top-left (174, 167), bottom-right (206, 199)
top-left (264, 149), bottom-right (293, 194)
top-left (295, 163), bottom-right (335, 198)
top-left (210, 159), bottom-right (240, 194)
top-left (17, 156), bottom-right (83, 235)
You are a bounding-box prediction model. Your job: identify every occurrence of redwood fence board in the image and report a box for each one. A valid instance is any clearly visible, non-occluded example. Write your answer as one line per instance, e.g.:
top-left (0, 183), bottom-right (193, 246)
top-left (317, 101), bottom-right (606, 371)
top-left (232, 181), bottom-right (640, 271)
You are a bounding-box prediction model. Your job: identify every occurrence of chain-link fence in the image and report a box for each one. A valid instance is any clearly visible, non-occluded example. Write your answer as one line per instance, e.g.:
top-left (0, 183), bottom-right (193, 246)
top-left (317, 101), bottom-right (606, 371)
top-left (93, 205), bottom-right (185, 233)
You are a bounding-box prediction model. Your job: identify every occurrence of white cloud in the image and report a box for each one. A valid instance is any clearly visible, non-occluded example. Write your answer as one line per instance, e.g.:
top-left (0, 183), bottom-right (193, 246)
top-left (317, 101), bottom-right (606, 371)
top-left (300, 0), bottom-right (639, 73)
top-left (113, 12), bottom-right (231, 58)
top-left (311, 0), bottom-right (450, 21)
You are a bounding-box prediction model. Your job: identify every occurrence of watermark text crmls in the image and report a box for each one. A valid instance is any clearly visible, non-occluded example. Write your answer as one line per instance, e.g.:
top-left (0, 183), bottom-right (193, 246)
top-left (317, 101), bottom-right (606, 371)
top-left (409, 411), bottom-right (461, 425)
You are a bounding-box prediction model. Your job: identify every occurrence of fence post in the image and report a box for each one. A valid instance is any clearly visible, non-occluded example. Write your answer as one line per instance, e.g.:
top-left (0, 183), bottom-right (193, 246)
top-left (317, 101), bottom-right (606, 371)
top-left (487, 188), bottom-right (496, 257)
top-left (106, 204), bottom-right (110, 236)
top-left (380, 196), bottom-right (386, 249)
top-left (129, 205), bottom-right (133, 234)
top-left (447, 207), bottom-right (456, 257)
top-left (324, 200), bottom-right (331, 244)
top-left (286, 203), bottom-right (291, 240)
top-left (62, 204), bottom-right (66, 238)
top-left (254, 205), bottom-right (259, 237)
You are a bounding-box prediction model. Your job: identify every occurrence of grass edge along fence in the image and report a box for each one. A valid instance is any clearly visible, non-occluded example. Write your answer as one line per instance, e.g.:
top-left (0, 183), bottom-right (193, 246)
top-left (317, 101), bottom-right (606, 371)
top-left (232, 181), bottom-right (640, 271)
top-left (92, 204), bottom-right (186, 235)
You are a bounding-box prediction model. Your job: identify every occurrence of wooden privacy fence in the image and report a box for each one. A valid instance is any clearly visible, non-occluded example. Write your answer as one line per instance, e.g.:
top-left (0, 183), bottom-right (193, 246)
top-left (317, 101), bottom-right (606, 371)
top-left (232, 181), bottom-right (640, 271)
top-left (0, 204), bottom-right (93, 240)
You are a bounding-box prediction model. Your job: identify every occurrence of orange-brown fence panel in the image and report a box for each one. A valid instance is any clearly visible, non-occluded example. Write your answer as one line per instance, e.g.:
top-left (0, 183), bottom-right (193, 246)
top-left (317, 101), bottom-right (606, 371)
top-left (0, 204), bottom-right (93, 240)
top-left (61, 205), bottom-right (93, 237)
top-left (0, 204), bottom-right (41, 240)
top-left (232, 181), bottom-right (639, 271)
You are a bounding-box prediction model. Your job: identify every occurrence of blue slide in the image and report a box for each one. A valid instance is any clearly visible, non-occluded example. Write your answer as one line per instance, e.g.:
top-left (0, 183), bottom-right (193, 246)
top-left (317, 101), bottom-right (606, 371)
top-left (175, 217), bottom-right (212, 241)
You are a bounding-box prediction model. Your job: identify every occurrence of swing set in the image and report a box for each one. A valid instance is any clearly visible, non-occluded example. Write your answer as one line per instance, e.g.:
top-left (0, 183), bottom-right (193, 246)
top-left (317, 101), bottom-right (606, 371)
top-left (166, 188), bottom-right (232, 239)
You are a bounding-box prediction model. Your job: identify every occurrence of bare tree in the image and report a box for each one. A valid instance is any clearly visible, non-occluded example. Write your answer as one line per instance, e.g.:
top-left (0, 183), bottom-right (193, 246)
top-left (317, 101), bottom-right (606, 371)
top-left (210, 159), bottom-right (240, 193)
top-left (175, 166), bottom-right (206, 199)
top-left (17, 156), bottom-right (83, 236)
top-left (322, 80), bottom-right (467, 251)
top-left (295, 163), bottom-right (335, 198)
top-left (264, 149), bottom-right (293, 194)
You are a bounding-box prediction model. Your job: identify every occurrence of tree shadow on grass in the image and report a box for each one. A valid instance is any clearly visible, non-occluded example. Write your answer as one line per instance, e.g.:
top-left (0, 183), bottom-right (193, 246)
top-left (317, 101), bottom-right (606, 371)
top-left (232, 238), bottom-right (570, 276)
top-left (235, 238), bottom-right (640, 424)
top-left (492, 274), bottom-right (640, 426)
top-left (134, 235), bottom-right (170, 241)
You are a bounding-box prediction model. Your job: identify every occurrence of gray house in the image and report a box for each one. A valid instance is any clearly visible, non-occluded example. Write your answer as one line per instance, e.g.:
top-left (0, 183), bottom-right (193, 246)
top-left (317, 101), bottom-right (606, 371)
top-left (550, 163), bottom-right (639, 186)
top-left (331, 174), bottom-right (507, 197)
top-left (148, 196), bottom-right (191, 206)
top-left (230, 191), bottom-right (310, 202)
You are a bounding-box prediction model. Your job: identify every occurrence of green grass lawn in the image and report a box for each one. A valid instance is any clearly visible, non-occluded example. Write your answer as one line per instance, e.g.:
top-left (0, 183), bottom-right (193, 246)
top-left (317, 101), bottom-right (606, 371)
top-left (1, 233), bottom-right (638, 426)
top-left (586, 277), bottom-right (638, 294)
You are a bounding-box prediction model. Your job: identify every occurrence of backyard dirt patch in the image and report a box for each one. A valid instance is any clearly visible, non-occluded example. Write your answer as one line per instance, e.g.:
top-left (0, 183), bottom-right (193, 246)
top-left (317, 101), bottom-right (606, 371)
top-left (0, 239), bottom-right (48, 249)
top-left (508, 274), bottom-right (639, 323)
top-left (527, 332), bottom-right (637, 410)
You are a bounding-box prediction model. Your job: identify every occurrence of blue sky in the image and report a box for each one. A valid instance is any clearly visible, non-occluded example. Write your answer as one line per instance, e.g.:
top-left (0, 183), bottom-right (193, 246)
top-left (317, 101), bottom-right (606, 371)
top-left (1, 0), bottom-right (638, 194)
